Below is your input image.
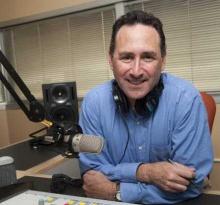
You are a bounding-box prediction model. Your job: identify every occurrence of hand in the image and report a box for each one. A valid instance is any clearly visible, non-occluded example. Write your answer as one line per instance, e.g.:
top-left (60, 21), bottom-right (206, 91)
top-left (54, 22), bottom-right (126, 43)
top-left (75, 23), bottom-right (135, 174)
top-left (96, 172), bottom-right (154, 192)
top-left (82, 170), bottom-right (117, 200)
top-left (137, 161), bottom-right (196, 193)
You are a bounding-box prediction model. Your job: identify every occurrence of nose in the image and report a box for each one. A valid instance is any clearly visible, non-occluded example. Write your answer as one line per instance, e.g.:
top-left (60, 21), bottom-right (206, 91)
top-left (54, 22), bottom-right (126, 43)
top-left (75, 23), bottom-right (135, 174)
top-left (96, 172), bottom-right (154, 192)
top-left (130, 58), bottom-right (143, 78)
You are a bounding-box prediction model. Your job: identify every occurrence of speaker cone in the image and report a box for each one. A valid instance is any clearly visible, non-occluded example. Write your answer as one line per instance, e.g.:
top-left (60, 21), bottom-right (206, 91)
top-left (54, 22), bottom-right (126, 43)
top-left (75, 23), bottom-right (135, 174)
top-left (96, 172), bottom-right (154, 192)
top-left (51, 86), bottom-right (68, 103)
top-left (51, 106), bottom-right (73, 121)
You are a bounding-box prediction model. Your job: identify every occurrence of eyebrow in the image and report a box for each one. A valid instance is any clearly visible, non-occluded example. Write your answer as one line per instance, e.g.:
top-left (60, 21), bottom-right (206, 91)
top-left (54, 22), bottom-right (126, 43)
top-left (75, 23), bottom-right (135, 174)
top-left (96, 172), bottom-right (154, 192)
top-left (118, 51), bottom-right (157, 57)
top-left (118, 52), bottom-right (133, 56)
top-left (141, 51), bottom-right (157, 58)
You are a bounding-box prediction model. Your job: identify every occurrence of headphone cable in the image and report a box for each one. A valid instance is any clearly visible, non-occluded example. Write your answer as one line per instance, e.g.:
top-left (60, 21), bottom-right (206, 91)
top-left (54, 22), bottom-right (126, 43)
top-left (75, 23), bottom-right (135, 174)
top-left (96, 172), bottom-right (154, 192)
top-left (118, 114), bottom-right (131, 164)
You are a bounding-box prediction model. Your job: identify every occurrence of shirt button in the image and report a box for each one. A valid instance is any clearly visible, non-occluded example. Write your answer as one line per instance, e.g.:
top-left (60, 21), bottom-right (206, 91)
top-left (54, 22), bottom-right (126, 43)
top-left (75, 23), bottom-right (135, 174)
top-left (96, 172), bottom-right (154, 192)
top-left (136, 121), bottom-right (140, 125)
top-left (138, 146), bottom-right (142, 150)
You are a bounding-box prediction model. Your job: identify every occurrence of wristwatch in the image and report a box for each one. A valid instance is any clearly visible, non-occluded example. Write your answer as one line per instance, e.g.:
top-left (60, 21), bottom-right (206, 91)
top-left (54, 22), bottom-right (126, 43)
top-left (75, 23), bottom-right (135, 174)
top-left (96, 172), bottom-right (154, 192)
top-left (115, 182), bottom-right (121, 201)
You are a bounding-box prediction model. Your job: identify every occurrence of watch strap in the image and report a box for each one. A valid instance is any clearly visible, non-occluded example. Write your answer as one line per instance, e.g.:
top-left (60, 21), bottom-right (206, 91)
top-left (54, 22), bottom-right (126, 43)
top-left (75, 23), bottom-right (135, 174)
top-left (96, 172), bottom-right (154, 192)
top-left (115, 182), bottom-right (121, 201)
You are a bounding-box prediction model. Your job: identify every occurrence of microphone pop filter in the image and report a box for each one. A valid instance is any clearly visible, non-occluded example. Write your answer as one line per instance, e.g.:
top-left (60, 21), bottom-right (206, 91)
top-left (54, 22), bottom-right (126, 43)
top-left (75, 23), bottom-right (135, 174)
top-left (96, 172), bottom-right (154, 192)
top-left (71, 134), bottom-right (104, 154)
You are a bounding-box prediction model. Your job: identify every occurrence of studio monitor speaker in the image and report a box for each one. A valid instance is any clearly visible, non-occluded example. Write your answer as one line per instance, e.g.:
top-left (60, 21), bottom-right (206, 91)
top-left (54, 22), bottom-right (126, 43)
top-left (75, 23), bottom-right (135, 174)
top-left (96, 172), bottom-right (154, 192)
top-left (42, 82), bottom-right (78, 130)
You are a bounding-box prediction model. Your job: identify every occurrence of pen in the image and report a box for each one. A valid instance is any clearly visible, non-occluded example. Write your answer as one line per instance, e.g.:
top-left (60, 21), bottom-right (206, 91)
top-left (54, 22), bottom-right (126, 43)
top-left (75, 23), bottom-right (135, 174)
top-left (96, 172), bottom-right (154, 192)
top-left (167, 159), bottom-right (196, 186)
top-left (167, 158), bottom-right (175, 164)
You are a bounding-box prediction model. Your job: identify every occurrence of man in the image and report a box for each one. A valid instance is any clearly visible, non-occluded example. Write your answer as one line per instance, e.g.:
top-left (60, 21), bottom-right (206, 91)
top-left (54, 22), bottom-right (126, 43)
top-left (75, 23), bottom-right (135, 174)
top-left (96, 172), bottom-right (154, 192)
top-left (79, 10), bottom-right (213, 204)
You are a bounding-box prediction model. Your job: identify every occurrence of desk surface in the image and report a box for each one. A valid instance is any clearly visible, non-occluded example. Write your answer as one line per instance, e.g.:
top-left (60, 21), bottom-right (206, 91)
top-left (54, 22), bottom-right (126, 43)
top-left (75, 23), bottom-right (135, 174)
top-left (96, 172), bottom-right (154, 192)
top-left (0, 140), bottom-right (64, 170)
top-left (1, 140), bottom-right (220, 205)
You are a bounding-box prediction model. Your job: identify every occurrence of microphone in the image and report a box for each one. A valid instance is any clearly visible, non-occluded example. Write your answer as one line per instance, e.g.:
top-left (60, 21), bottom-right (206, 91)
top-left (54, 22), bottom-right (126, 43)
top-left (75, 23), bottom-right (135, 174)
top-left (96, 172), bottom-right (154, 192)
top-left (30, 123), bottom-right (104, 156)
top-left (64, 133), bottom-right (104, 154)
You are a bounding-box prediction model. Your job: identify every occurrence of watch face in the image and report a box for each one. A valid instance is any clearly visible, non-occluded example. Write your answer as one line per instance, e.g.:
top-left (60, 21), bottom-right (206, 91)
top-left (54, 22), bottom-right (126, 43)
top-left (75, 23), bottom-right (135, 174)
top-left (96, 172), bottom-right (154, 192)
top-left (116, 191), bottom-right (121, 201)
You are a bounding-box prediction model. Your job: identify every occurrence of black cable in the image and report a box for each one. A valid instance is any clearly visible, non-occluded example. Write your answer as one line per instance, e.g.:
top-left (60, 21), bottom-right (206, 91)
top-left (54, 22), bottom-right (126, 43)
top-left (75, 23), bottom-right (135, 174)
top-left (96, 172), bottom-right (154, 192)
top-left (29, 126), bottom-right (76, 158)
top-left (29, 126), bottom-right (56, 149)
top-left (118, 114), bottom-right (131, 164)
top-left (29, 126), bottom-right (48, 138)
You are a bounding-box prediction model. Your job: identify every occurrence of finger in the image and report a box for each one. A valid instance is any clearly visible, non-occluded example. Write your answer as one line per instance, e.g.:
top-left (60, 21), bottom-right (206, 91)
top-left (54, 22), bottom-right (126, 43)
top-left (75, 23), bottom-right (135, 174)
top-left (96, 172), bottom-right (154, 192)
top-left (83, 173), bottom-right (90, 181)
top-left (82, 184), bottom-right (88, 192)
top-left (85, 170), bottom-right (98, 175)
top-left (171, 175), bottom-right (191, 186)
top-left (178, 169), bottom-right (196, 180)
top-left (171, 163), bottom-right (196, 180)
top-left (83, 170), bottom-right (99, 181)
top-left (173, 162), bottom-right (195, 172)
top-left (165, 166), bottom-right (194, 185)
top-left (177, 163), bottom-right (196, 172)
top-left (163, 181), bottom-right (188, 193)
top-left (83, 184), bottom-right (96, 196)
top-left (85, 191), bottom-right (95, 198)
top-left (83, 173), bottom-right (95, 184)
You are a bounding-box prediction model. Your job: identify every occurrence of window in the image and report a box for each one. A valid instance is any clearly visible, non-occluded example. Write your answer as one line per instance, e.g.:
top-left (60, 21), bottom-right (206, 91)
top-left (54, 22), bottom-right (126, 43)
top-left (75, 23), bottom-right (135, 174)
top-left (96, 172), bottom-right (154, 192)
top-left (1, 7), bottom-right (115, 101)
top-left (126, 0), bottom-right (220, 92)
top-left (1, 0), bottom-right (220, 104)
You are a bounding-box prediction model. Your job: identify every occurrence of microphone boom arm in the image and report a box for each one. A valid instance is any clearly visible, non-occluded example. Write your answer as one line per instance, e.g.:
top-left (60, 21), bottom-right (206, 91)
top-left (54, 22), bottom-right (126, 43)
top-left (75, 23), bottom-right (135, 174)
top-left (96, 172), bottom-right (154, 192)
top-left (0, 49), bottom-right (88, 157)
top-left (0, 49), bottom-right (45, 123)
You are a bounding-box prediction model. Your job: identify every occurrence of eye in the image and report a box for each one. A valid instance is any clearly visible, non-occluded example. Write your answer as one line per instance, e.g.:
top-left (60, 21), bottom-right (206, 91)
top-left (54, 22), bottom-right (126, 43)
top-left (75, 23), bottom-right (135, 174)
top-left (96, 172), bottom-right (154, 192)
top-left (142, 55), bottom-right (154, 62)
top-left (142, 53), bottom-right (156, 62)
top-left (120, 54), bottom-right (133, 63)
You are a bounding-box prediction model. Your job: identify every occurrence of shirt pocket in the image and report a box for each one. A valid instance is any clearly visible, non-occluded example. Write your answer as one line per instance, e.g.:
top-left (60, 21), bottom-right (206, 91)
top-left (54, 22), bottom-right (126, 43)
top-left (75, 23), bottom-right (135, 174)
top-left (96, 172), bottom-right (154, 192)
top-left (149, 144), bottom-right (171, 163)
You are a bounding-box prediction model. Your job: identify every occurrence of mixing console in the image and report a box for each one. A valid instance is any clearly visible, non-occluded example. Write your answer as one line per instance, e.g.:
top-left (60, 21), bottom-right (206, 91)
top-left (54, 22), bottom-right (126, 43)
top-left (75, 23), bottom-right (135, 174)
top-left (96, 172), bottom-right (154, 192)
top-left (0, 190), bottom-right (134, 205)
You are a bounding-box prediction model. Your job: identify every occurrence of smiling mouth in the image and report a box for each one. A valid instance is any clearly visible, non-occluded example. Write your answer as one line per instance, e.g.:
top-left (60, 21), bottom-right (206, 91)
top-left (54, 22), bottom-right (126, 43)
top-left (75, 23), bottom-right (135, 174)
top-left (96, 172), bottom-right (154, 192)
top-left (127, 79), bottom-right (147, 85)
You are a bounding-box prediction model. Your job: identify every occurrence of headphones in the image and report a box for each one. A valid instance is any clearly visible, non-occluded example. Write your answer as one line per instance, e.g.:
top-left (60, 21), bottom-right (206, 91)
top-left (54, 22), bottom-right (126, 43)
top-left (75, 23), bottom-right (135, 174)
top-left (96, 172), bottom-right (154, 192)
top-left (112, 77), bottom-right (164, 117)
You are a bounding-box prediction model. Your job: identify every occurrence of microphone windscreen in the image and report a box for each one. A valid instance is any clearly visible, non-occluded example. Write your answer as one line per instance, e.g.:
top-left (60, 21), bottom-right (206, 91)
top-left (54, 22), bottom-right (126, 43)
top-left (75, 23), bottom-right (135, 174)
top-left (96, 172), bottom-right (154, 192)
top-left (72, 134), bottom-right (104, 154)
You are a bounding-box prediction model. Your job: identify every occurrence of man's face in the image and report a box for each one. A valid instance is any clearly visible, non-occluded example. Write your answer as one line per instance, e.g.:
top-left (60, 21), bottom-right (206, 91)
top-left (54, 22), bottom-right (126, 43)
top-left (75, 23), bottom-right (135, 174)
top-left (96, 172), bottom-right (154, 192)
top-left (109, 24), bottom-right (166, 105)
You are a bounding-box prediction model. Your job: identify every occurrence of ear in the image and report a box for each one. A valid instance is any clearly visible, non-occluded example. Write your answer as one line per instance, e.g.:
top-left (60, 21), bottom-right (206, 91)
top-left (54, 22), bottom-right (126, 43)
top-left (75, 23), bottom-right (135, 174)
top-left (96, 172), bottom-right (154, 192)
top-left (161, 56), bottom-right (166, 71)
top-left (108, 54), bottom-right (113, 70)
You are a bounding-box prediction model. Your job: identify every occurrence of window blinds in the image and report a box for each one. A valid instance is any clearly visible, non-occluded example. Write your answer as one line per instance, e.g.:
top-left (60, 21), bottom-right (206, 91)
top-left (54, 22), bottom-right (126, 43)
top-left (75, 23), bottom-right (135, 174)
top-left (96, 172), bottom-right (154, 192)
top-left (1, 0), bottom-right (220, 104)
top-left (2, 7), bottom-right (115, 100)
top-left (126, 0), bottom-right (220, 92)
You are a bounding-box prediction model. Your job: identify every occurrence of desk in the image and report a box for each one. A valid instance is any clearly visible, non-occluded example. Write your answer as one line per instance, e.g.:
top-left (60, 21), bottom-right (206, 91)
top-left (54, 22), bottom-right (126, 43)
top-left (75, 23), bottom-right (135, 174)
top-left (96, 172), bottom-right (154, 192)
top-left (0, 139), bottom-right (62, 170)
top-left (0, 139), bottom-right (79, 179)
top-left (0, 140), bottom-right (220, 205)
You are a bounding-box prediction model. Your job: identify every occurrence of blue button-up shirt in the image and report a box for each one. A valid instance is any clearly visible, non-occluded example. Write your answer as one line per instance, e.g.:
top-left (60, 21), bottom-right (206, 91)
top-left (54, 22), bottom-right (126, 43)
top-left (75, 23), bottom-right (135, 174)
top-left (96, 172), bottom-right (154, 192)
top-left (79, 73), bottom-right (213, 204)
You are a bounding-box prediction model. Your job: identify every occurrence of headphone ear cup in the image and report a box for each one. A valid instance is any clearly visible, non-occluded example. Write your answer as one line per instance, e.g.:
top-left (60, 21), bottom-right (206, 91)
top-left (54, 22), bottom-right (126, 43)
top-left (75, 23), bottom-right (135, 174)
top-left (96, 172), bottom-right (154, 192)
top-left (135, 97), bottom-right (150, 116)
top-left (112, 81), bottom-right (129, 114)
top-left (135, 94), bottom-right (160, 117)
top-left (135, 77), bottom-right (164, 117)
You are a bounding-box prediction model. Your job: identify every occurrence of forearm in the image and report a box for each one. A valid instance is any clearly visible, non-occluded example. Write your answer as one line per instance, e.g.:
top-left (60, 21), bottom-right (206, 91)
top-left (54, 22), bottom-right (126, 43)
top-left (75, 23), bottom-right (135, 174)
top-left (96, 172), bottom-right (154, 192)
top-left (80, 154), bottom-right (141, 182)
top-left (83, 163), bottom-right (203, 204)
top-left (81, 156), bottom-right (205, 204)
top-left (120, 182), bottom-right (202, 204)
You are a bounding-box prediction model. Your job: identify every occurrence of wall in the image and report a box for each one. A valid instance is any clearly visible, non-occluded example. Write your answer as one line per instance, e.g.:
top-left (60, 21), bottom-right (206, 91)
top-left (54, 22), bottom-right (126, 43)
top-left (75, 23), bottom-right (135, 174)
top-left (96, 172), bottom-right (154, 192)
top-left (0, 0), bottom-right (121, 27)
top-left (212, 104), bottom-right (220, 159)
top-left (0, 108), bottom-right (42, 147)
top-left (0, 110), bottom-right (10, 146)
top-left (6, 109), bottom-right (43, 144)
top-left (210, 163), bottom-right (220, 191)
top-left (210, 104), bottom-right (220, 191)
